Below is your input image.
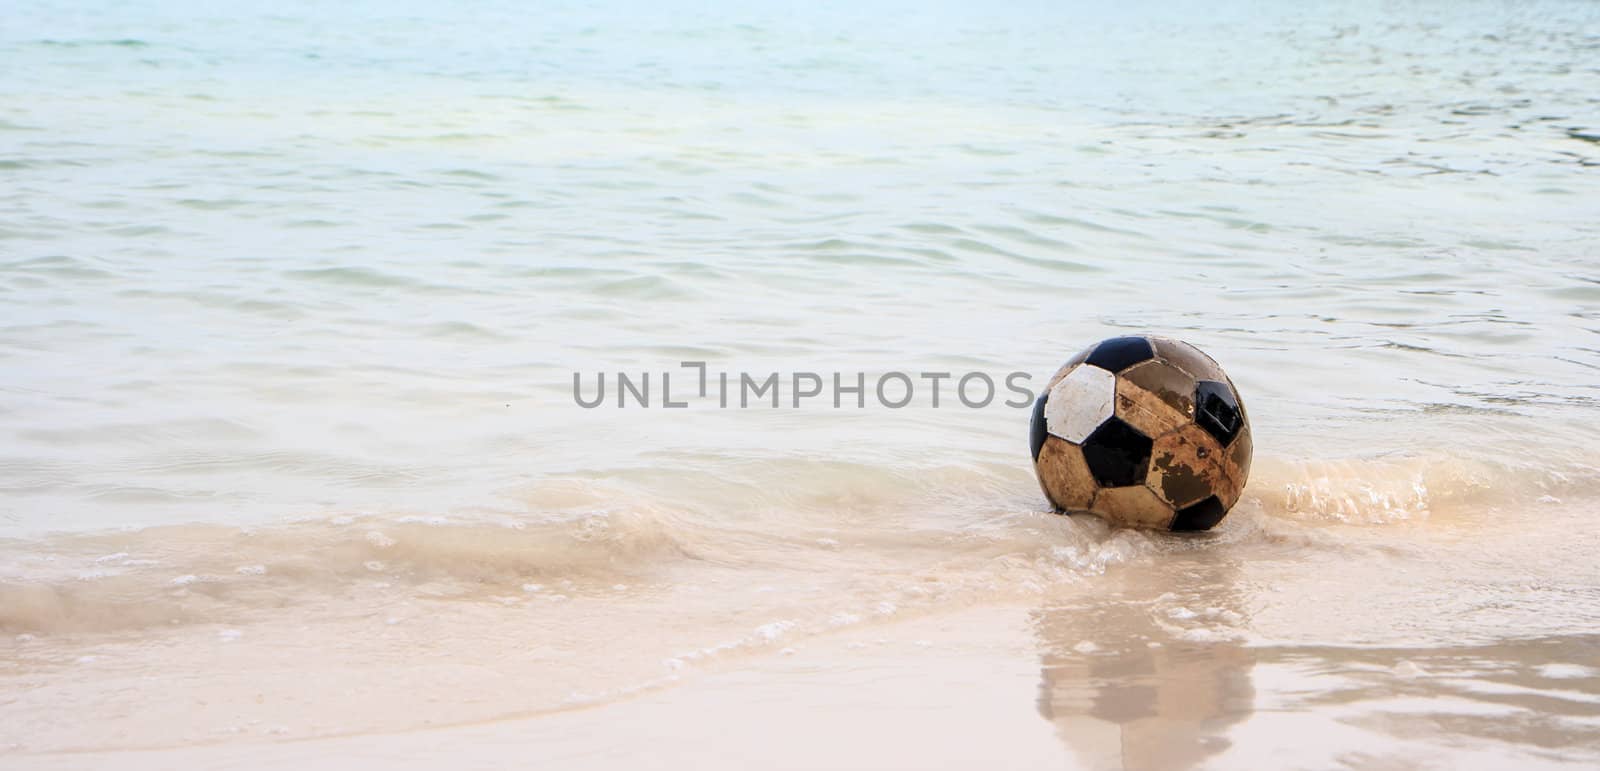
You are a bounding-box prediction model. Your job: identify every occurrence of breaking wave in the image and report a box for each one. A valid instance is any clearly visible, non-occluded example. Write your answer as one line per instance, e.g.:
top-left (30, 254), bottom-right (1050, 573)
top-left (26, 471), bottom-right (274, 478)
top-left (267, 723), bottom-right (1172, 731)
top-left (1, 448), bottom-right (1592, 635)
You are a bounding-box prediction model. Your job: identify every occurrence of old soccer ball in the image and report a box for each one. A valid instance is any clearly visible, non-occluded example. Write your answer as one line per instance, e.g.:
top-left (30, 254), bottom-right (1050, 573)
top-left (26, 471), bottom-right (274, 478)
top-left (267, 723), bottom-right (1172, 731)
top-left (1028, 336), bottom-right (1251, 531)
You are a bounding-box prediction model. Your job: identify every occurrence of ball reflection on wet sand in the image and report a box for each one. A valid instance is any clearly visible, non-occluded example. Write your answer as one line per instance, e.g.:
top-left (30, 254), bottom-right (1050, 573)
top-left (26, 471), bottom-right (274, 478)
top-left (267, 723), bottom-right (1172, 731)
top-left (1034, 553), bottom-right (1254, 770)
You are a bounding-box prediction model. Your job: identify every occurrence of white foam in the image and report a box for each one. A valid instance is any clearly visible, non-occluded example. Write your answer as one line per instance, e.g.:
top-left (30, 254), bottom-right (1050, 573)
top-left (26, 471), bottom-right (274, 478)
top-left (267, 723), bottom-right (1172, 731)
top-left (1392, 660), bottom-right (1427, 678)
top-left (396, 515), bottom-right (449, 525)
top-left (1537, 663), bottom-right (1596, 679)
top-left (755, 620), bottom-right (796, 641)
top-left (1177, 626), bottom-right (1242, 643)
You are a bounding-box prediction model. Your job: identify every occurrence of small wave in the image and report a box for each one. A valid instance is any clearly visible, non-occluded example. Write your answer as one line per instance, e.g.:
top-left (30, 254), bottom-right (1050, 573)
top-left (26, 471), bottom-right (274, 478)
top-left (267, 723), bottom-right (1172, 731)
top-left (0, 255), bottom-right (118, 281)
top-left (282, 266), bottom-right (420, 289)
top-left (1250, 451), bottom-right (1592, 524)
top-left (591, 274), bottom-right (694, 300)
top-left (2, 445), bottom-right (1594, 636)
top-left (33, 38), bottom-right (150, 49)
top-left (174, 197), bottom-right (250, 211)
top-left (972, 223), bottom-right (1081, 252)
top-left (948, 237), bottom-right (1098, 274)
top-left (415, 320), bottom-right (509, 340)
top-left (437, 168), bottom-right (503, 181)
top-left (113, 288), bottom-right (303, 319)
top-left (0, 510), bottom-right (696, 634)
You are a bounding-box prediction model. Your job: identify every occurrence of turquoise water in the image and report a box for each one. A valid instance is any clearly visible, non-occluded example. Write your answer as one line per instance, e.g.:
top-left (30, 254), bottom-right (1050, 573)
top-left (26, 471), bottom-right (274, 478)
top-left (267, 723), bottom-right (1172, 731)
top-left (1, 0), bottom-right (1599, 762)
top-left (3, 0), bottom-right (1597, 534)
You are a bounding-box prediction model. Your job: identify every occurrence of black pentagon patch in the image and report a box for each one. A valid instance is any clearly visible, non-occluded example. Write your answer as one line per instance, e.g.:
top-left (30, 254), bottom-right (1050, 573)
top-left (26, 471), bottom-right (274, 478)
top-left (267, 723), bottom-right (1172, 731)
top-left (1170, 495), bottom-right (1227, 532)
top-left (1084, 336), bottom-right (1155, 373)
top-left (1029, 393), bottom-right (1049, 461)
top-left (1081, 416), bottom-right (1152, 488)
top-left (1194, 380), bottom-right (1243, 446)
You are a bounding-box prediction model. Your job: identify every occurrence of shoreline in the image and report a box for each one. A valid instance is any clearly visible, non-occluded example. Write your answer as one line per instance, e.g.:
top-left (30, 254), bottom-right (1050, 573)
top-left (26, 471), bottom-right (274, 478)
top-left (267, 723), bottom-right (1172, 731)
top-left (6, 496), bottom-right (1599, 770)
top-left (8, 596), bottom-right (1596, 771)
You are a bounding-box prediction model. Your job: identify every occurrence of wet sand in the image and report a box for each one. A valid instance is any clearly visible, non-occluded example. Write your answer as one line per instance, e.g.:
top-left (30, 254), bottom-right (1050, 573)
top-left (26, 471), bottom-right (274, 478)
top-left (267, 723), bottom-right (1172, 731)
top-left (5, 501), bottom-right (1597, 770)
top-left (8, 600), bottom-right (1595, 771)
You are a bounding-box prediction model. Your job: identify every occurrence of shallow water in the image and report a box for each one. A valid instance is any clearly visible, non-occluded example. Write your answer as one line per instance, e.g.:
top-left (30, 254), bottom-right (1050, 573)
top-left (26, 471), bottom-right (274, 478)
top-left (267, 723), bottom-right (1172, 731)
top-left (1, 0), bottom-right (1599, 765)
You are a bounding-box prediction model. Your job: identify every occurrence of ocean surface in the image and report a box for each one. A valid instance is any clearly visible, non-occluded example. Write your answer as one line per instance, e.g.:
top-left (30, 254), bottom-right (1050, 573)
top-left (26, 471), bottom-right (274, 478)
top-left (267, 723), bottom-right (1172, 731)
top-left (2, 0), bottom-right (1599, 766)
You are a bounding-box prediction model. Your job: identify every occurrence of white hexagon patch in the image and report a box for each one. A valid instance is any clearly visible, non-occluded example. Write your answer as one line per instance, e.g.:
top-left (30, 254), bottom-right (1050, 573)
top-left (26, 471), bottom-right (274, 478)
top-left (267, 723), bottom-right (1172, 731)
top-left (1044, 364), bottom-right (1115, 443)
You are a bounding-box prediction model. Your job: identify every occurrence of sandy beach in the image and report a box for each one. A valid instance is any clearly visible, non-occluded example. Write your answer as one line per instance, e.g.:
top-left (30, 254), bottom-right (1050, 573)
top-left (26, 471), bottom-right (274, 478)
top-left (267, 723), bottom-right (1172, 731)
top-left (3, 0), bottom-right (1599, 766)
top-left (5, 498), bottom-right (1598, 768)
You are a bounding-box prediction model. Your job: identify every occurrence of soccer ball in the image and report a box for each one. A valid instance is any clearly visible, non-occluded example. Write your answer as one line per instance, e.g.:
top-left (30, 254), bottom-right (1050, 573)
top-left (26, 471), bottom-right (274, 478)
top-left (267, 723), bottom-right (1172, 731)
top-left (1028, 336), bottom-right (1251, 531)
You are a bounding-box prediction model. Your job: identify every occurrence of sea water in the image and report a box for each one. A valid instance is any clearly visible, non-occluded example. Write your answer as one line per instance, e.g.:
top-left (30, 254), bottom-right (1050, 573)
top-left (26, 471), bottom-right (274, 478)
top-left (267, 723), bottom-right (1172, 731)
top-left (1, 0), bottom-right (1598, 764)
